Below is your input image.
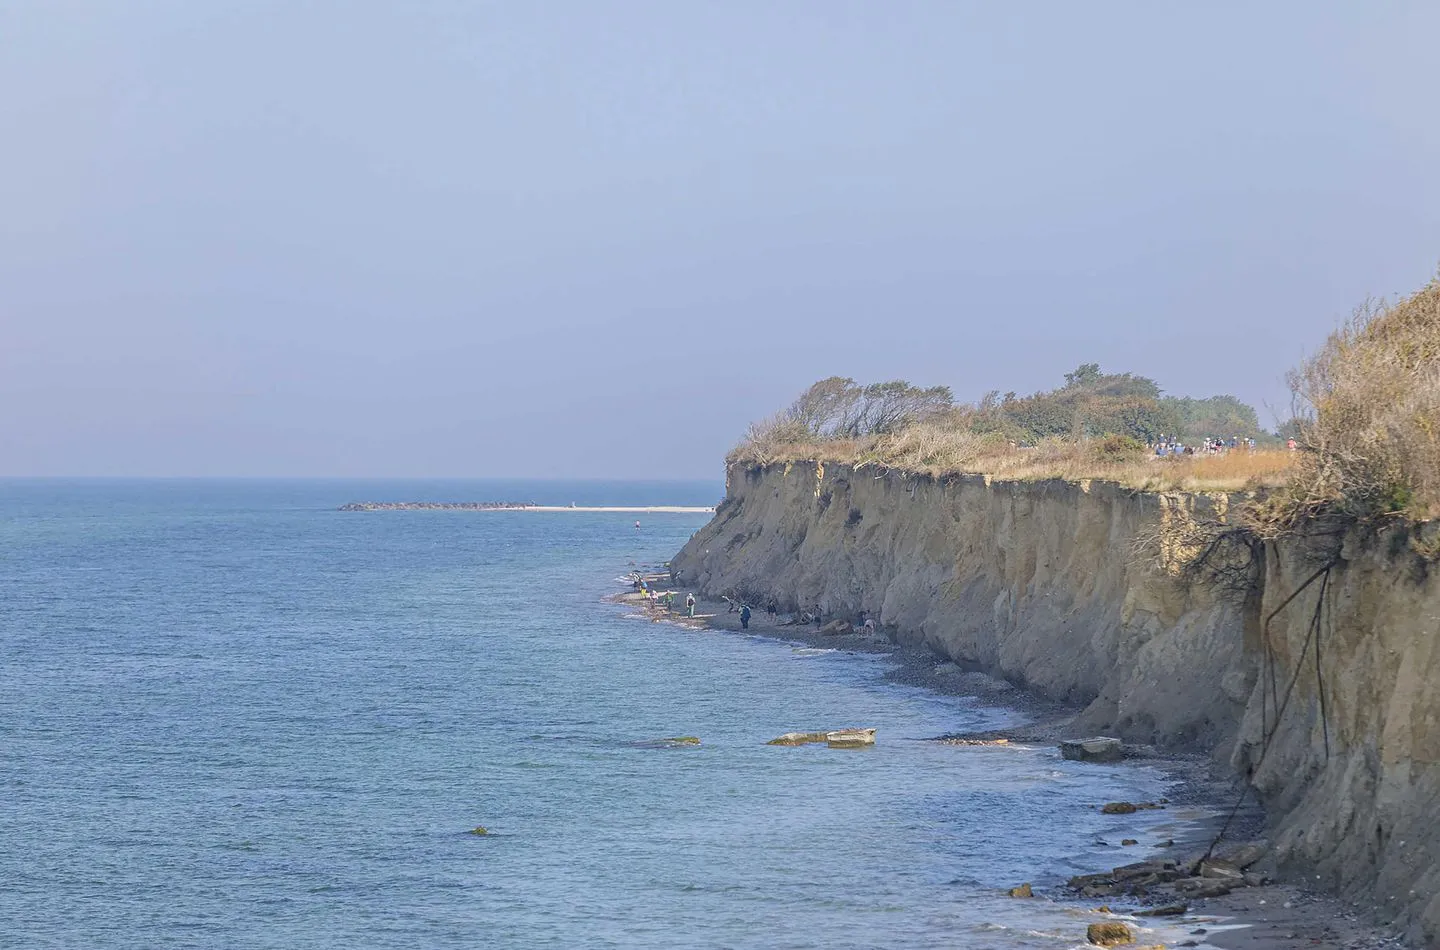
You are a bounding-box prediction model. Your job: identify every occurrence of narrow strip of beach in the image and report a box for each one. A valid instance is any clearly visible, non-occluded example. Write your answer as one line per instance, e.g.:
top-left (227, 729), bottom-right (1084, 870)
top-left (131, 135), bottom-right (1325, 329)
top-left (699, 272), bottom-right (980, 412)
top-left (611, 572), bottom-right (1404, 950)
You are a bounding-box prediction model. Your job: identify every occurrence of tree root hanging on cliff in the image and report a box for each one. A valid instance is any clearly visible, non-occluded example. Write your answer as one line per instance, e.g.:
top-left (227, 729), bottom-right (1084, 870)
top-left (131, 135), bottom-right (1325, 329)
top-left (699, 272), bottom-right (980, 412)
top-left (1203, 558), bottom-right (1339, 862)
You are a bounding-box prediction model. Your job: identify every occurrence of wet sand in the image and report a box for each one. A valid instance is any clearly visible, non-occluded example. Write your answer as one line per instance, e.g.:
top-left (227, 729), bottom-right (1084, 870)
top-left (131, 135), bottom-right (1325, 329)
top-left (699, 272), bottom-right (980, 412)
top-left (611, 572), bottom-right (1406, 950)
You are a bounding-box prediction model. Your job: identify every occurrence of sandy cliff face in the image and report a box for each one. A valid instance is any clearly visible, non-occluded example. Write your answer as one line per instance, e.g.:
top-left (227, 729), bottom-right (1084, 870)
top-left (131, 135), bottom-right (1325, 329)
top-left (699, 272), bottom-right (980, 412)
top-left (672, 462), bottom-right (1439, 943)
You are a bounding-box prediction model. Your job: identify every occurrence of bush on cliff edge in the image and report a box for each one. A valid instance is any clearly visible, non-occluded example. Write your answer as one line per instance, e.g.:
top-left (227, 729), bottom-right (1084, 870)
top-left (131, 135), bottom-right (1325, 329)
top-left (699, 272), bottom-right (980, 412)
top-left (1287, 275), bottom-right (1440, 522)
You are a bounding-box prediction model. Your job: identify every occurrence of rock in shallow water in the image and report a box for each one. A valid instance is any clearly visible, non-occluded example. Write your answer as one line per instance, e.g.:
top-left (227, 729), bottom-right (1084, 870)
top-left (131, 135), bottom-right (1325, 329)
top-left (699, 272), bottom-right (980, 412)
top-left (1061, 736), bottom-right (1124, 762)
top-left (767, 728), bottom-right (876, 747)
top-left (1087, 921), bottom-right (1135, 946)
top-left (1008, 883), bottom-right (1033, 898)
top-left (824, 728), bottom-right (877, 748)
top-left (767, 731), bottom-right (830, 746)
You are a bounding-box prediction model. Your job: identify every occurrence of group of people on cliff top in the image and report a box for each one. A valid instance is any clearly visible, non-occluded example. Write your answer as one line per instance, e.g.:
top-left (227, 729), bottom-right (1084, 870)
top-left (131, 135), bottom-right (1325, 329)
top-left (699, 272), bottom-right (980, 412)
top-left (1151, 435), bottom-right (1258, 457)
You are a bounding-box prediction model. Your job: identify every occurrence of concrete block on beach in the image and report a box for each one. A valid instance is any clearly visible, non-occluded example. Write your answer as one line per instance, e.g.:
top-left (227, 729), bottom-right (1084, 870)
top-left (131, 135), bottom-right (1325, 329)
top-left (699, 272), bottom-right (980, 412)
top-left (1060, 736), bottom-right (1124, 762)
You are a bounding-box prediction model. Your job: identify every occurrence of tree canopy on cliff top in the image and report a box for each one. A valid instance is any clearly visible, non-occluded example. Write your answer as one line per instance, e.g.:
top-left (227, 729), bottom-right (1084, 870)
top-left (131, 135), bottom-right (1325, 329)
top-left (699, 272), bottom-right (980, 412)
top-left (748, 366), bottom-right (1264, 454)
top-left (731, 367), bottom-right (1285, 492)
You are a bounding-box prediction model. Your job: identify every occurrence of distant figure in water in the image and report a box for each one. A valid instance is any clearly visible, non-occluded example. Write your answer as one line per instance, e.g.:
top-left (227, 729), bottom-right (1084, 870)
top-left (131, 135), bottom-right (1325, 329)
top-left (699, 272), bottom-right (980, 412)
top-left (686, 593), bottom-right (696, 618)
top-left (635, 520), bottom-right (641, 530)
top-left (739, 604), bottom-right (751, 630)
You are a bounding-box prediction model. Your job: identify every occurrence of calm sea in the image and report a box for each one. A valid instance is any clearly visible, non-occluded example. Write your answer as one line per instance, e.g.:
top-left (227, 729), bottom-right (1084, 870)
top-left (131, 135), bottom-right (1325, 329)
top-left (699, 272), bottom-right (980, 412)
top-left (1, 479), bottom-right (1192, 949)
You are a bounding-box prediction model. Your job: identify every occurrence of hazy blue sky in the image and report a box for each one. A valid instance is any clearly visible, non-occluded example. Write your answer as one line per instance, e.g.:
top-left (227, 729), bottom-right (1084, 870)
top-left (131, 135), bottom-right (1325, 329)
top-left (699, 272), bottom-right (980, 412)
top-left (3, 2), bottom-right (1438, 478)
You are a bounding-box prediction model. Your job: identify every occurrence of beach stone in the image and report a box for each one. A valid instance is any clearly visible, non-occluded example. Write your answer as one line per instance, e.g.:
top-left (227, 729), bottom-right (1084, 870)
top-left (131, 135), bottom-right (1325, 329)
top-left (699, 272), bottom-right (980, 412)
top-left (1217, 844), bottom-right (1267, 869)
top-left (1009, 883), bottom-right (1033, 898)
top-left (1087, 921), bottom-right (1135, 946)
top-left (1061, 736), bottom-right (1124, 762)
top-left (1199, 859), bottom-right (1243, 881)
top-left (632, 736), bottom-right (702, 748)
top-left (1135, 904), bottom-right (1188, 917)
top-left (1113, 861), bottom-right (1178, 883)
top-left (825, 728), bottom-right (877, 748)
top-left (767, 731), bottom-right (830, 746)
top-left (1082, 884), bottom-right (1121, 898)
top-left (1070, 872), bottom-right (1118, 890)
top-left (1101, 802), bottom-right (1139, 815)
top-left (1177, 877), bottom-right (1233, 898)
top-left (957, 671), bottom-right (1014, 692)
top-left (934, 661), bottom-right (962, 675)
top-left (818, 620), bottom-right (853, 635)
top-left (943, 737), bottom-right (1011, 747)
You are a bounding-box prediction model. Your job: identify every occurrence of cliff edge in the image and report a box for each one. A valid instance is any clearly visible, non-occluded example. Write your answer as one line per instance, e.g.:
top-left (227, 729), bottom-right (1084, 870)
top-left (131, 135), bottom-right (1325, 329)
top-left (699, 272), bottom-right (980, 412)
top-left (671, 461), bottom-right (1440, 943)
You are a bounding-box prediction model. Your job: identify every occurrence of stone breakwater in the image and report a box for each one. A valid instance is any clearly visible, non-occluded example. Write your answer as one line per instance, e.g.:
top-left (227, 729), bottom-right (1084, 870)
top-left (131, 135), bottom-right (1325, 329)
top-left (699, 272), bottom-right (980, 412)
top-left (338, 501), bottom-right (538, 511)
top-left (670, 461), bottom-right (1440, 944)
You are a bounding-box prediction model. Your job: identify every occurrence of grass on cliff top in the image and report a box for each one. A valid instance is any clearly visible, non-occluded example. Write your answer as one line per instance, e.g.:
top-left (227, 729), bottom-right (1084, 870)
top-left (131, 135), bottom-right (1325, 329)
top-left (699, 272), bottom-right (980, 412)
top-left (730, 426), bottom-right (1297, 494)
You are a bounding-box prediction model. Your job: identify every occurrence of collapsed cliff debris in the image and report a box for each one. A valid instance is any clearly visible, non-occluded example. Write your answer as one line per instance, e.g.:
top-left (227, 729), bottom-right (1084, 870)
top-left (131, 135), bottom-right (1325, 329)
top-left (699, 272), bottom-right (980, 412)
top-left (1066, 845), bottom-right (1270, 904)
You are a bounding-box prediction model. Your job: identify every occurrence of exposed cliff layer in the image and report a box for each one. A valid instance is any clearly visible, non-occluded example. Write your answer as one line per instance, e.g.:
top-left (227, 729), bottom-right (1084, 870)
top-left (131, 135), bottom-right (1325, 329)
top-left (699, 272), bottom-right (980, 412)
top-left (671, 462), bottom-right (1440, 943)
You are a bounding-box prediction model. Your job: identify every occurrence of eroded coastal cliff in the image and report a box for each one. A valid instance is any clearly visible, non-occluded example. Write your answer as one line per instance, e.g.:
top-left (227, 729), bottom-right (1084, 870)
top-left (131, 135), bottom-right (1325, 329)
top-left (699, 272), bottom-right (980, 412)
top-left (672, 461), bottom-right (1440, 944)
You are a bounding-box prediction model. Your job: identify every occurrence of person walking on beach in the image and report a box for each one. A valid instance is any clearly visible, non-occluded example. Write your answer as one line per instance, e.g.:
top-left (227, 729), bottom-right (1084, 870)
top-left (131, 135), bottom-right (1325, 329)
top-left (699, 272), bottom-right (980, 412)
top-left (686, 593), bottom-right (696, 618)
top-left (740, 603), bottom-right (751, 630)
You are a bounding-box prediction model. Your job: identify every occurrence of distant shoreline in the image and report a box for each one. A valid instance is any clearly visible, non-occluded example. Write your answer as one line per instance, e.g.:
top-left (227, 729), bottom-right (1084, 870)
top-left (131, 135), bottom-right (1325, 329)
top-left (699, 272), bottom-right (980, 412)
top-left (339, 501), bottom-right (714, 513)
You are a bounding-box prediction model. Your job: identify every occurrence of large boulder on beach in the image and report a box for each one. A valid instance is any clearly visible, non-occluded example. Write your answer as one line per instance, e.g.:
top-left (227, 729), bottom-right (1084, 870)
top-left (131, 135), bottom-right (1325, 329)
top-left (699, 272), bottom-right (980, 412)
top-left (1060, 737), bottom-right (1124, 762)
top-left (1086, 922), bottom-right (1135, 946)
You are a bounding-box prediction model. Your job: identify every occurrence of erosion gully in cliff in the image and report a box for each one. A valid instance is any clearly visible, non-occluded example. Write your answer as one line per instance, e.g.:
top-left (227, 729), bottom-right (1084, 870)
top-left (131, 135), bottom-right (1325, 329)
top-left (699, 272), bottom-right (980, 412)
top-left (669, 460), bottom-right (1440, 946)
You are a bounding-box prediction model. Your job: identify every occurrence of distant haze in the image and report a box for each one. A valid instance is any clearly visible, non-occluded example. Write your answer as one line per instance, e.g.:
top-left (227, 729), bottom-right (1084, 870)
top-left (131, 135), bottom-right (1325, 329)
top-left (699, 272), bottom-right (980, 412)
top-left (3, 2), bottom-right (1438, 478)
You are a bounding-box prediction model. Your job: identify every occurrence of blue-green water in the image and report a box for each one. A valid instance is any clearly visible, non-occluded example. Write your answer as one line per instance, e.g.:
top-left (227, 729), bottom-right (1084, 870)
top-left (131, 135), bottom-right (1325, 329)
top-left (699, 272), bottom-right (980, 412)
top-left (2, 480), bottom-right (1190, 949)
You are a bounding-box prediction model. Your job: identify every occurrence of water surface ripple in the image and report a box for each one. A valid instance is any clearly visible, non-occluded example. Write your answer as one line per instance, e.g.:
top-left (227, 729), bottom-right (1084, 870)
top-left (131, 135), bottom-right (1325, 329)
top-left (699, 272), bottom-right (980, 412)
top-left (1, 479), bottom-right (1183, 949)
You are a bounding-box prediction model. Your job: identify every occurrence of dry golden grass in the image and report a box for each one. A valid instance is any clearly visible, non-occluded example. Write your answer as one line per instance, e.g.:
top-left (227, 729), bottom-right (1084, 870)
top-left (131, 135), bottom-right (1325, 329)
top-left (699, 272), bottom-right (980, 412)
top-left (731, 422), bottom-right (1297, 494)
top-left (1134, 450), bottom-right (1297, 493)
top-left (1287, 276), bottom-right (1440, 520)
